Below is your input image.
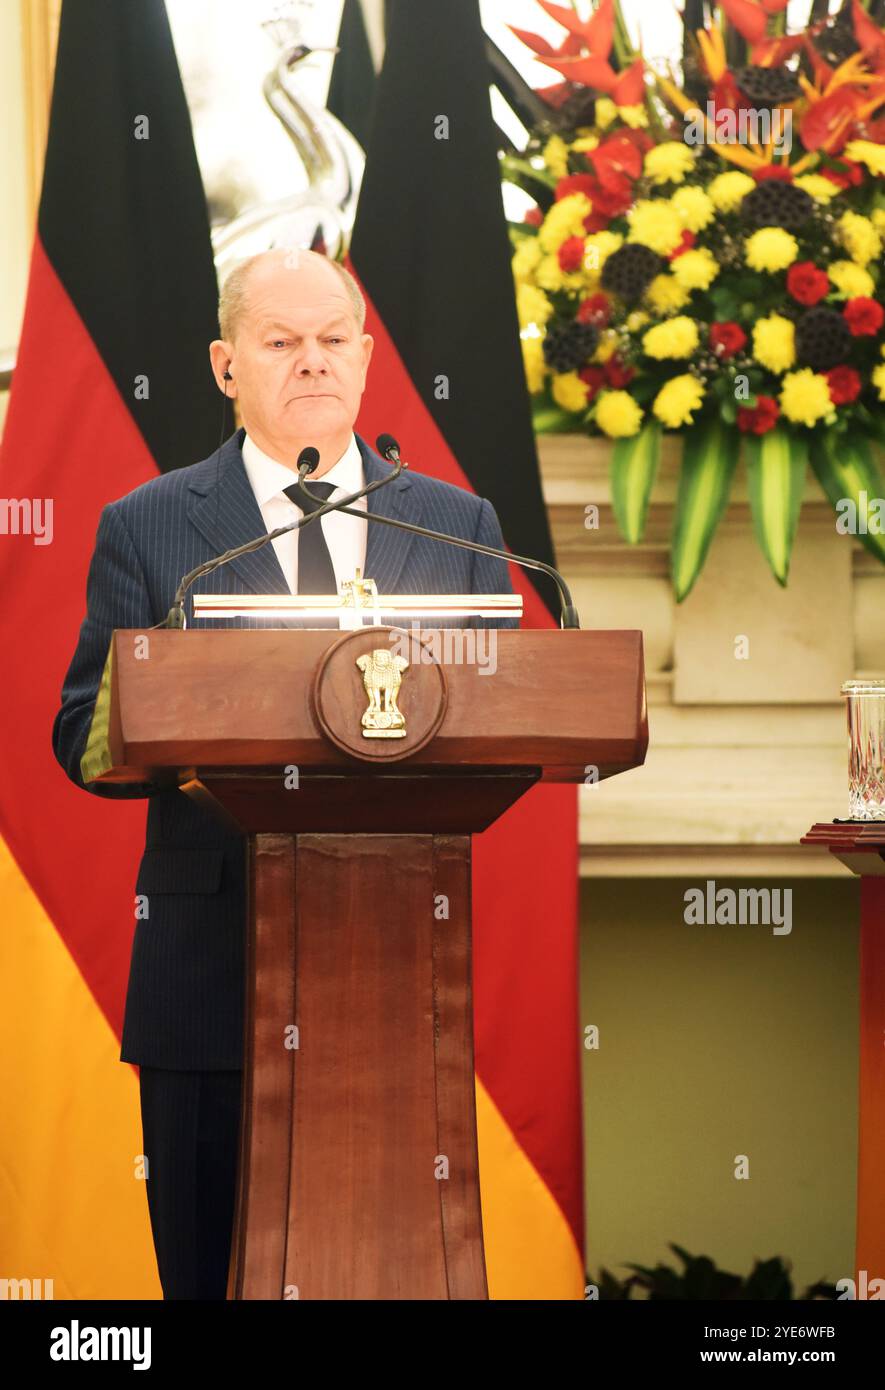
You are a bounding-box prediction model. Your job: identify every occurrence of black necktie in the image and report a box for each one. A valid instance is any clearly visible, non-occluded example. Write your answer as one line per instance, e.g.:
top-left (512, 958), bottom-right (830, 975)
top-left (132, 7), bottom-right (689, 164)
top-left (283, 480), bottom-right (337, 595)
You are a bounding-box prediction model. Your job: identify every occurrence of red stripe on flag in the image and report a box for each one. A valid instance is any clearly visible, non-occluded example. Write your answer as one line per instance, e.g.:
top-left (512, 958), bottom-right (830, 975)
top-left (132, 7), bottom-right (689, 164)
top-left (0, 236), bottom-right (157, 1037)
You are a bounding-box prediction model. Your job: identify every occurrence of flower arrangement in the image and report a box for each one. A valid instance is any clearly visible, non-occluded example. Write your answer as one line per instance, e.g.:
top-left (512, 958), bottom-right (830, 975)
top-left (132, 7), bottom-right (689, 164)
top-left (507, 0), bottom-right (885, 598)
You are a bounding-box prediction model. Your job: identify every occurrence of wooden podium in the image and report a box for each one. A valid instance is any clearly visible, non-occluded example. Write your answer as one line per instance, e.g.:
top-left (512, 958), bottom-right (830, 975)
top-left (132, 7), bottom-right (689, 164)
top-left (90, 625), bottom-right (648, 1299)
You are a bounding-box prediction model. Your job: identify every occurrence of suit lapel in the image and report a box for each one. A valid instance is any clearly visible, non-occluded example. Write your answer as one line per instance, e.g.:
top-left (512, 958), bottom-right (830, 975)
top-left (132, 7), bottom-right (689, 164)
top-left (186, 429), bottom-right (422, 600)
top-left (186, 428), bottom-right (290, 595)
top-left (359, 435), bottom-right (419, 594)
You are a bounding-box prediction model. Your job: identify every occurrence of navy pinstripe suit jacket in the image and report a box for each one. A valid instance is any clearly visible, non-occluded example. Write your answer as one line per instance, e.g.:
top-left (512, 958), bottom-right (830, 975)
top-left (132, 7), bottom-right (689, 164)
top-left (52, 426), bottom-right (518, 1070)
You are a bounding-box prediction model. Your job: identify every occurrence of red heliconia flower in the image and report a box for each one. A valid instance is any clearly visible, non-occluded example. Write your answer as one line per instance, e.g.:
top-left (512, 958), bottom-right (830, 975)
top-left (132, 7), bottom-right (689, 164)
top-left (737, 396), bottom-right (780, 434)
top-left (786, 261), bottom-right (830, 306)
top-left (753, 165), bottom-right (794, 182)
top-left (844, 298), bottom-right (885, 337)
top-left (667, 230), bottom-right (696, 261)
top-left (523, 206), bottom-right (543, 227)
top-left (577, 293), bottom-right (611, 326)
top-left (604, 354), bottom-right (635, 388)
top-left (709, 322), bottom-right (747, 359)
top-left (558, 236), bottom-right (587, 273)
top-left (578, 365), bottom-right (607, 400)
top-left (825, 366), bottom-right (862, 405)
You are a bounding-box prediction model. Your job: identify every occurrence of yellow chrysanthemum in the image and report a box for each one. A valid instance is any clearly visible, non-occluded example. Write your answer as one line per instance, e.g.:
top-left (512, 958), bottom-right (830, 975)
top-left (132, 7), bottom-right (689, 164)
top-left (708, 171), bottom-right (755, 213)
top-left (571, 135), bottom-right (599, 153)
top-left (626, 309), bottom-right (650, 332)
top-left (543, 134), bottom-right (569, 180)
top-left (511, 237), bottom-right (542, 283)
top-left (515, 282), bottom-right (553, 329)
top-left (617, 104), bottom-right (648, 128)
top-left (652, 373), bottom-right (705, 428)
top-left (538, 193), bottom-right (591, 253)
top-left (551, 371), bottom-right (588, 413)
top-left (596, 389), bottom-right (643, 438)
top-left (645, 273), bottom-right (691, 313)
top-left (838, 211), bottom-right (882, 267)
top-left (793, 174), bottom-right (838, 203)
top-left (872, 362), bottom-right (885, 402)
top-left (671, 247), bottom-right (719, 292)
top-left (583, 229), bottom-right (623, 272)
top-left (644, 142), bottom-right (695, 186)
top-left (671, 185), bottom-right (716, 233)
top-left (595, 97), bottom-right (617, 129)
top-left (827, 260), bottom-right (875, 299)
top-left (744, 227), bottom-right (798, 273)
top-left (752, 314), bottom-right (795, 374)
top-left (627, 200), bottom-right (684, 256)
top-left (593, 330), bottom-right (618, 364)
top-left (521, 334), bottom-right (546, 395)
top-left (535, 254), bottom-right (583, 293)
top-left (843, 140), bottom-right (885, 178)
top-left (872, 209), bottom-right (885, 236)
top-left (642, 316), bottom-right (699, 360)
top-left (779, 369), bottom-right (834, 427)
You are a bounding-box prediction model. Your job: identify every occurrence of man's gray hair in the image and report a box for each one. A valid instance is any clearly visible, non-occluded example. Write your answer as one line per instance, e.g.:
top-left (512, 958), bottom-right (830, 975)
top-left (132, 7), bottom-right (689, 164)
top-left (218, 249), bottom-right (366, 342)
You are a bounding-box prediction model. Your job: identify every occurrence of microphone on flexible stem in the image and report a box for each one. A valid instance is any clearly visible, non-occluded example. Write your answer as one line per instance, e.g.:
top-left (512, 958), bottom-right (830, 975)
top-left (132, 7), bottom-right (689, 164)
top-left (162, 436), bottom-right (405, 628)
top-left (296, 440), bottom-right (580, 629)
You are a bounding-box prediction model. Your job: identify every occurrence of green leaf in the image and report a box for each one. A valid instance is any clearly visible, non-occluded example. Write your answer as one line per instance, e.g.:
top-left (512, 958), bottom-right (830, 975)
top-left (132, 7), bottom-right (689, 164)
top-left (809, 431), bottom-right (885, 565)
top-left (531, 399), bottom-right (581, 434)
top-left (745, 426), bottom-right (807, 585)
top-left (671, 419), bottom-right (740, 601)
top-left (610, 419), bottom-right (662, 544)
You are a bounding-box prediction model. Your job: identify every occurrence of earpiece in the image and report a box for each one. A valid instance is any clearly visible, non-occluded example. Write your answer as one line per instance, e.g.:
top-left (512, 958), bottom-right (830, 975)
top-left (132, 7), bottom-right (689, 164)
top-left (222, 370), bottom-right (232, 381)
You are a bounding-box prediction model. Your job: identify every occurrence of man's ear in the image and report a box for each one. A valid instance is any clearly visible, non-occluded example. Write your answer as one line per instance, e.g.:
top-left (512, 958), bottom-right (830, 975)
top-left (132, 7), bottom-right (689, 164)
top-left (360, 333), bottom-right (374, 387)
top-left (209, 339), bottom-right (237, 395)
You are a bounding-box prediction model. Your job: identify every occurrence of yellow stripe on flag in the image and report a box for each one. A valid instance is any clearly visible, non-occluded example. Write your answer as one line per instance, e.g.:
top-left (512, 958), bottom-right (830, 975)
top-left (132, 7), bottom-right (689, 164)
top-left (476, 1076), bottom-right (585, 1300)
top-left (0, 835), bottom-right (160, 1299)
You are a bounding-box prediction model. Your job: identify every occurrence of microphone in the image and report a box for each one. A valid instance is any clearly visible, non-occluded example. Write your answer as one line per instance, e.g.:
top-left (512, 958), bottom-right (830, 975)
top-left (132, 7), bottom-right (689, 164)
top-left (162, 434), bottom-right (404, 628)
top-left (296, 445), bottom-right (580, 630)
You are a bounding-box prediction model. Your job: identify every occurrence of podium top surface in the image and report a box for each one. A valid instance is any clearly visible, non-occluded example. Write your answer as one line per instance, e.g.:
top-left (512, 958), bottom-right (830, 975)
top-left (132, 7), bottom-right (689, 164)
top-left (86, 627), bottom-right (648, 786)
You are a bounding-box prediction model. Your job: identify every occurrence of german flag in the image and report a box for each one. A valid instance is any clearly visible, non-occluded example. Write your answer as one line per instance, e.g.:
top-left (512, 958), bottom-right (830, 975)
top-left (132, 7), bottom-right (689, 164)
top-left (348, 0), bottom-right (584, 1298)
top-left (0, 0), bottom-right (221, 1296)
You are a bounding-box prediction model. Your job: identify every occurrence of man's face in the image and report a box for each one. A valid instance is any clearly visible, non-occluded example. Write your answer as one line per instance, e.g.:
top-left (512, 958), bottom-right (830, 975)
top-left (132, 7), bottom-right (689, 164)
top-left (212, 250), bottom-right (373, 463)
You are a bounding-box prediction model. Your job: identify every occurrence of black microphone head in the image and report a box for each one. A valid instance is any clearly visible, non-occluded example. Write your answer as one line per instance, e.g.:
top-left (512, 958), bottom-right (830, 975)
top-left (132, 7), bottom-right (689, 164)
top-left (222, 370), bottom-right (232, 381)
top-left (376, 433), bottom-right (401, 463)
top-left (297, 446), bottom-right (321, 475)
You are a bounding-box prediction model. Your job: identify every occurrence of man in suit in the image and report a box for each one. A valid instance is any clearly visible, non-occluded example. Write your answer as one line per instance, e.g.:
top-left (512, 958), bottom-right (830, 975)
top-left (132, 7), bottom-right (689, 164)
top-left (52, 247), bottom-right (517, 1300)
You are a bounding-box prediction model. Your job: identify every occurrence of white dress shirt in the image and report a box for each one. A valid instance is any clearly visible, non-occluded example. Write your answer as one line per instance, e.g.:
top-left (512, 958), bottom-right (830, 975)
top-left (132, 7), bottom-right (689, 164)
top-left (240, 431), bottom-right (368, 598)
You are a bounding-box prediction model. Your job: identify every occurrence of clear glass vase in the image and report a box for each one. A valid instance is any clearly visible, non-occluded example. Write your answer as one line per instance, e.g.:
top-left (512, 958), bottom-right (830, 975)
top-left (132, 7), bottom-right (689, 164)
top-left (841, 680), bottom-right (885, 822)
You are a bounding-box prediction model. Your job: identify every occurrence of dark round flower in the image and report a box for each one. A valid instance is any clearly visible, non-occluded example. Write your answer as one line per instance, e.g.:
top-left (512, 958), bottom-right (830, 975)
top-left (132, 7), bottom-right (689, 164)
top-left (551, 89), bottom-right (598, 131)
top-left (601, 243), bottom-right (664, 303)
top-left (794, 306), bottom-right (853, 372)
top-left (814, 14), bottom-right (859, 68)
top-left (734, 65), bottom-right (801, 105)
top-left (542, 318), bottom-right (600, 373)
top-left (740, 181), bottom-right (814, 231)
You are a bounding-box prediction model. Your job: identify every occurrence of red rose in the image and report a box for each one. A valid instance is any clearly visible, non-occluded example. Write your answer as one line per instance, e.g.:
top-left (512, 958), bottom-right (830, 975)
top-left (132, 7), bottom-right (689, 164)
top-left (786, 261), bottom-right (830, 306)
top-left (709, 322), bottom-right (747, 359)
top-left (604, 354), bottom-right (635, 388)
top-left (577, 293), bottom-right (611, 327)
top-left (558, 236), bottom-right (586, 273)
top-left (578, 365), bottom-right (607, 401)
top-left (667, 230), bottom-right (696, 261)
top-left (555, 174), bottom-right (597, 202)
top-left (825, 366), bottom-right (862, 404)
top-left (752, 165), bottom-right (794, 182)
top-left (523, 207), bottom-right (543, 227)
top-left (737, 396), bottom-right (780, 434)
top-left (844, 297), bottom-right (885, 337)
top-left (822, 161), bottom-right (864, 189)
